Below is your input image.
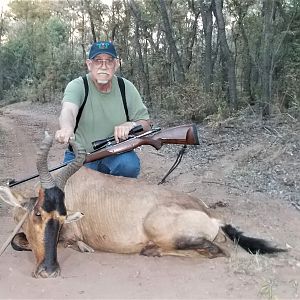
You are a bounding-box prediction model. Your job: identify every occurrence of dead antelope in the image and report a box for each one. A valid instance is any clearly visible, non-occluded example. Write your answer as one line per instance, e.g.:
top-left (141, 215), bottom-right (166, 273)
top-left (0, 133), bottom-right (286, 278)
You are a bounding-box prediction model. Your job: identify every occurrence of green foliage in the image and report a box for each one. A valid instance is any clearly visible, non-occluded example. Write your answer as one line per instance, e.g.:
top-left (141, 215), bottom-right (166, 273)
top-left (46, 17), bottom-right (68, 45)
top-left (0, 13), bottom-right (83, 103)
top-left (152, 78), bottom-right (222, 122)
top-left (0, 0), bottom-right (299, 121)
top-left (0, 33), bottom-right (33, 87)
top-left (271, 1), bottom-right (300, 115)
top-left (8, 0), bottom-right (52, 21)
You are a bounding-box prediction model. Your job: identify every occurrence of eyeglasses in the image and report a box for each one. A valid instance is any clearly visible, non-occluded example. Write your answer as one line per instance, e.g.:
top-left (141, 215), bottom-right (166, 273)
top-left (92, 58), bottom-right (115, 68)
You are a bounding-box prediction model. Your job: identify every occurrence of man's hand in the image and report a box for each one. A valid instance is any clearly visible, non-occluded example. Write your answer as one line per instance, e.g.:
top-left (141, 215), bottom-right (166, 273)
top-left (114, 122), bottom-right (136, 143)
top-left (56, 102), bottom-right (78, 144)
top-left (55, 128), bottom-right (74, 144)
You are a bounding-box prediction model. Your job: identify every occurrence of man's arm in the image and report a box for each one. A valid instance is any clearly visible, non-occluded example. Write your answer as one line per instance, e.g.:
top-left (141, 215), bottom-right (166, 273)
top-left (55, 102), bottom-right (79, 144)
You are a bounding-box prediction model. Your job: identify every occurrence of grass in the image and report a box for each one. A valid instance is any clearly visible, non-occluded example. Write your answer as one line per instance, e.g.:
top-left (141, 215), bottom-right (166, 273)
top-left (259, 279), bottom-right (277, 300)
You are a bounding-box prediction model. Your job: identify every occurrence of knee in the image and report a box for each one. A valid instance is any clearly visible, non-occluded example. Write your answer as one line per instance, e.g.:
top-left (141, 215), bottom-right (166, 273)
top-left (109, 152), bottom-right (140, 178)
top-left (119, 160), bottom-right (140, 178)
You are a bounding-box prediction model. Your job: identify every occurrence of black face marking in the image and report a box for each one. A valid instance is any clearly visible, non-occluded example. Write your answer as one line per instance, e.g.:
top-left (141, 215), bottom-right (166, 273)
top-left (40, 218), bottom-right (60, 273)
top-left (43, 187), bottom-right (66, 215)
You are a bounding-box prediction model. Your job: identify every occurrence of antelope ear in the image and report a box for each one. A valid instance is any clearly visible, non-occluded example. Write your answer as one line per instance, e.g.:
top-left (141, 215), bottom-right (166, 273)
top-left (0, 186), bottom-right (25, 208)
top-left (11, 232), bottom-right (32, 251)
top-left (65, 211), bottom-right (84, 223)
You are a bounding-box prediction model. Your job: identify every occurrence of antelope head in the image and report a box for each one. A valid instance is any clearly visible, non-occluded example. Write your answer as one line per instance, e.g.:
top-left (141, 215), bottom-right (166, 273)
top-left (0, 133), bottom-right (86, 278)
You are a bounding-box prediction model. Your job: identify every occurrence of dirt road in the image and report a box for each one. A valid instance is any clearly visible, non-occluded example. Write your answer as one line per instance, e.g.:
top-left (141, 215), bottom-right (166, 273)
top-left (0, 101), bottom-right (299, 299)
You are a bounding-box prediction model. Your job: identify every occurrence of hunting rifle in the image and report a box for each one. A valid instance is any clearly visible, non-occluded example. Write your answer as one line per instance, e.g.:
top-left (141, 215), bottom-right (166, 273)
top-left (7, 124), bottom-right (199, 187)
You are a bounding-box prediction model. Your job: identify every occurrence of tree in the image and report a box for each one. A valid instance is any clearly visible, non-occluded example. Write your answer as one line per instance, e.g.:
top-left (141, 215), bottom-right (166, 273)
top-left (229, 0), bottom-right (255, 104)
top-left (199, 0), bottom-right (214, 92)
top-left (128, 0), bottom-right (152, 104)
top-left (181, 0), bottom-right (200, 71)
top-left (260, 0), bottom-right (275, 116)
top-left (212, 0), bottom-right (238, 110)
top-left (84, 0), bottom-right (97, 42)
top-left (158, 0), bottom-right (185, 82)
top-left (1, 0), bottom-right (299, 121)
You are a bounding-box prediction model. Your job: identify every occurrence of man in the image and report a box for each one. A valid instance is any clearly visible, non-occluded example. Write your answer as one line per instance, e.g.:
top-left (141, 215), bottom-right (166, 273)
top-left (55, 41), bottom-right (150, 178)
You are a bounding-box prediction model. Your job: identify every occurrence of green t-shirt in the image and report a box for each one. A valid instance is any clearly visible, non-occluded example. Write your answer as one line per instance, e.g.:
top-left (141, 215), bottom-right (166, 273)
top-left (63, 74), bottom-right (149, 152)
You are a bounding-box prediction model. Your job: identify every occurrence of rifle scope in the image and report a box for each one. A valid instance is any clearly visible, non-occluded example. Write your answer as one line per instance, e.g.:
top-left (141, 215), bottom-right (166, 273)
top-left (92, 125), bottom-right (143, 151)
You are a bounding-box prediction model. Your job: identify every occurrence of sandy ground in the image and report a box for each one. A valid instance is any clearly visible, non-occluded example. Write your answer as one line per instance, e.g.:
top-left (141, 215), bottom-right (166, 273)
top-left (0, 101), bottom-right (299, 300)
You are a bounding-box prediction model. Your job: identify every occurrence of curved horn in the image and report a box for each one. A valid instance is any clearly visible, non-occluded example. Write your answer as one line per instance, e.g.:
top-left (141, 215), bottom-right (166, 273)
top-left (36, 131), bottom-right (56, 189)
top-left (55, 139), bottom-right (86, 191)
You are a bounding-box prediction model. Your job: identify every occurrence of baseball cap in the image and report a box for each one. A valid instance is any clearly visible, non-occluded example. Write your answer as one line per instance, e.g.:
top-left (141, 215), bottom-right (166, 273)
top-left (88, 41), bottom-right (118, 59)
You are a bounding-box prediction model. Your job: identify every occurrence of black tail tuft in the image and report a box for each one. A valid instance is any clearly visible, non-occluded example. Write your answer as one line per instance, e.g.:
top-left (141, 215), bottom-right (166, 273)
top-left (222, 224), bottom-right (287, 255)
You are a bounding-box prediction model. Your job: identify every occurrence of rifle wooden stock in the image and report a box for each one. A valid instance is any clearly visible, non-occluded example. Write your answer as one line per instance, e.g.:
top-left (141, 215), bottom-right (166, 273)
top-left (85, 124), bottom-right (199, 163)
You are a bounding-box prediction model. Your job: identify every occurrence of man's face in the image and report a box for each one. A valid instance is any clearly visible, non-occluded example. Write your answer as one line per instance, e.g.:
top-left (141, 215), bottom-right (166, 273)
top-left (86, 54), bottom-right (119, 84)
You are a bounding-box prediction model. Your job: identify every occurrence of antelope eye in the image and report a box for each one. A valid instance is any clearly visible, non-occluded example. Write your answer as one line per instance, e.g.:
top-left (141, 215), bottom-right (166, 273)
top-left (35, 211), bottom-right (41, 217)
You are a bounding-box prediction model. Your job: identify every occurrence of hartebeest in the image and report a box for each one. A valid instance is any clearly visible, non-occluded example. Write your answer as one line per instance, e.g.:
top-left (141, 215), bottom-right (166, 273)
top-left (0, 133), bottom-right (286, 278)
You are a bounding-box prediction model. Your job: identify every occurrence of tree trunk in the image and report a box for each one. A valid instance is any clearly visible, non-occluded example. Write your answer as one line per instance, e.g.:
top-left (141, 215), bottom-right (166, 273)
top-left (142, 40), bottom-right (152, 106)
top-left (127, 0), bottom-right (156, 51)
top-left (158, 0), bottom-right (185, 82)
top-left (80, 8), bottom-right (86, 60)
top-left (84, 0), bottom-right (96, 42)
top-left (186, 0), bottom-right (201, 71)
top-left (261, 0), bottom-right (275, 116)
top-left (200, 1), bottom-right (213, 92)
top-left (133, 22), bottom-right (152, 105)
top-left (0, 8), bottom-right (4, 97)
top-left (128, 0), bottom-right (152, 104)
top-left (233, 0), bottom-right (255, 105)
top-left (0, 8), bottom-right (4, 46)
top-left (213, 0), bottom-right (238, 111)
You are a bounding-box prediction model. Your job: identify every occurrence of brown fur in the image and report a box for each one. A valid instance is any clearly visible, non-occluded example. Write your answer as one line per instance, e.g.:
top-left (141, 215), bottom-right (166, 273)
top-left (3, 165), bottom-right (284, 278)
top-left (60, 167), bottom-right (224, 255)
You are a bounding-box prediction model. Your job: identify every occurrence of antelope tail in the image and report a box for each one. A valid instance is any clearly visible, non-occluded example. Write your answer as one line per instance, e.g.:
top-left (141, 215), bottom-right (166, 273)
top-left (222, 224), bottom-right (287, 254)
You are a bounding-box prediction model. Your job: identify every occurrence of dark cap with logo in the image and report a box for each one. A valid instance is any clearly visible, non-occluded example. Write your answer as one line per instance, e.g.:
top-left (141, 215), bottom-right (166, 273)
top-left (88, 41), bottom-right (118, 59)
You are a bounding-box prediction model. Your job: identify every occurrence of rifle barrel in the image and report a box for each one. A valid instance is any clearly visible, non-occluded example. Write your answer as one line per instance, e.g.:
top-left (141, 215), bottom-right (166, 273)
top-left (7, 163), bottom-right (67, 187)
